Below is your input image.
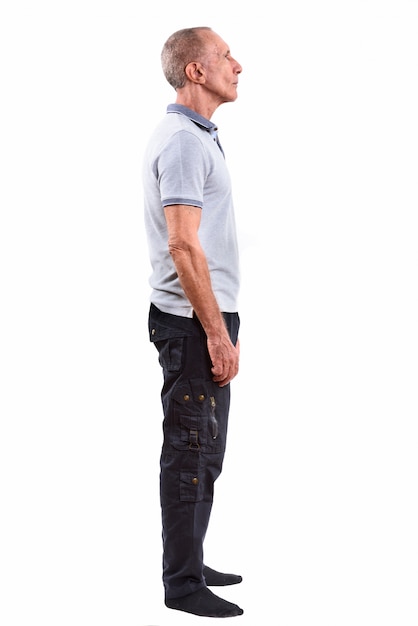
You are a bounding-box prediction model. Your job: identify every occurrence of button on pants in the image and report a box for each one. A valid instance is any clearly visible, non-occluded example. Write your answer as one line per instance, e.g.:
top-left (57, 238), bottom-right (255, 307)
top-left (148, 304), bottom-right (240, 600)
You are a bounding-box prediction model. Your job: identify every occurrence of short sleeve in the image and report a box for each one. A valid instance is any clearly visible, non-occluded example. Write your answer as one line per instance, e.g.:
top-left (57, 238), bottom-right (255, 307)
top-left (157, 130), bottom-right (207, 208)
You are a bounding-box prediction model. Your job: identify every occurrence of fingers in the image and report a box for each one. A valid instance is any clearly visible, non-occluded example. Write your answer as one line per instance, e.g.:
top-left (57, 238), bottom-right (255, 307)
top-left (211, 354), bottom-right (239, 386)
top-left (207, 335), bottom-right (239, 386)
top-left (211, 369), bottom-right (229, 386)
top-left (213, 373), bottom-right (234, 387)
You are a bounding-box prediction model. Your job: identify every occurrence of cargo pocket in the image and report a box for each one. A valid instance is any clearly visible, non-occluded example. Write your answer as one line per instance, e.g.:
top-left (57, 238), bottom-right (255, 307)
top-left (180, 470), bottom-right (204, 502)
top-left (171, 382), bottom-right (208, 451)
top-left (170, 380), bottom-right (224, 453)
top-left (149, 317), bottom-right (192, 372)
top-left (154, 337), bottom-right (184, 371)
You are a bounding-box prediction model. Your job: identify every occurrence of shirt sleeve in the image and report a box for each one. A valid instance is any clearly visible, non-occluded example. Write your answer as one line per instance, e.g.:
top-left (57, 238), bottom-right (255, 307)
top-left (157, 130), bottom-right (208, 209)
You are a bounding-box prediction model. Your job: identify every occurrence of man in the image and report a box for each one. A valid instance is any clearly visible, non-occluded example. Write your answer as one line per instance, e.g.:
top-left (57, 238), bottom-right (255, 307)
top-left (143, 27), bottom-right (244, 618)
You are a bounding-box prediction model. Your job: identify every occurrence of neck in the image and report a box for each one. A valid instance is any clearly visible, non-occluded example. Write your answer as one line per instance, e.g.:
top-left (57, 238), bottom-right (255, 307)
top-left (175, 87), bottom-right (221, 120)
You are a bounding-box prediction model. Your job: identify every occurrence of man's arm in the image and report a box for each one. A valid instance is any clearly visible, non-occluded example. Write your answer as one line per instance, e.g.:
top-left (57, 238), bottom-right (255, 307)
top-left (164, 204), bottom-right (239, 387)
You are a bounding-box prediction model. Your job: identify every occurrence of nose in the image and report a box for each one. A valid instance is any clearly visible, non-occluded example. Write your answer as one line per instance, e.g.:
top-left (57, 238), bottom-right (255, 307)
top-left (231, 56), bottom-right (242, 74)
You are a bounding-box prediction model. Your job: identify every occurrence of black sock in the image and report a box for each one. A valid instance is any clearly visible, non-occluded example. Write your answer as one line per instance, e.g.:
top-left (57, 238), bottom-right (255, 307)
top-left (165, 587), bottom-right (244, 618)
top-left (203, 565), bottom-right (243, 586)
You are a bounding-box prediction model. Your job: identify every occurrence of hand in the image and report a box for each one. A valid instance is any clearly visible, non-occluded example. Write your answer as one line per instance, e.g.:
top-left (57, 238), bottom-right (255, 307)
top-left (207, 336), bottom-right (240, 387)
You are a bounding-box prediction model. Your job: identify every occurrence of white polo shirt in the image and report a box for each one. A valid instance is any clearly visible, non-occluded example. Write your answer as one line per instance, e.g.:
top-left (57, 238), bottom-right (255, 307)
top-left (143, 104), bottom-right (240, 317)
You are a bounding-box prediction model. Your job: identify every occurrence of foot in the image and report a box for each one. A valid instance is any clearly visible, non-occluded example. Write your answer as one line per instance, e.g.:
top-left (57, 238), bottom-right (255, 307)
top-left (203, 565), bottom-right (243, 586)
top-left (165, 587), bottom-right (244, 618)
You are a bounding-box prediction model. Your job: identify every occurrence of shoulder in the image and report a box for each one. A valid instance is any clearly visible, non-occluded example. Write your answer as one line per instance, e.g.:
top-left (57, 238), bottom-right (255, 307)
top-left (157, 123), bottom-right (211, 171)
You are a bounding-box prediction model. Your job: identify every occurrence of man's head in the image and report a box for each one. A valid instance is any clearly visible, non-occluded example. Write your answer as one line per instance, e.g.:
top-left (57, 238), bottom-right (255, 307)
top-left (161, 27), bottom-right (242, 109)
top-left (161, 27), bottom-right (213, 90)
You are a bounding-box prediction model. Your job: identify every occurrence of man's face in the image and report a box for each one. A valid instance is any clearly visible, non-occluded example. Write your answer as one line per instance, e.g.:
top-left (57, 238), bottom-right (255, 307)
top-left (199, 32), bottom-right (242, 105)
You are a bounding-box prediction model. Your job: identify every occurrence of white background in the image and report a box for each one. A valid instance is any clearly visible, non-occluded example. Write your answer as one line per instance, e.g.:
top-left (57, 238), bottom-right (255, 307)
top-left (1, 1), bottom-right (418, 625)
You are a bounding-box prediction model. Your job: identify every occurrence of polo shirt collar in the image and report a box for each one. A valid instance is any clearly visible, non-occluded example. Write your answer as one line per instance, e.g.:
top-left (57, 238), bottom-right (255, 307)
top-left (167, 103), bottom-right (224, 156)
top-left (167, 103), bottom-right (218, 135)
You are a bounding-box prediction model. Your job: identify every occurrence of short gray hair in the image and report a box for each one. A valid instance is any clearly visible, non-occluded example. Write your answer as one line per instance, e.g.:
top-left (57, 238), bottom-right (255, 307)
top-left (161, 27), bottom-right (212, 90)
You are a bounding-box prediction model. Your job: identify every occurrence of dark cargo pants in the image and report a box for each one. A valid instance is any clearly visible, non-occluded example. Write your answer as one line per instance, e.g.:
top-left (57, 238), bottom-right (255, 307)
top-left (148, 303), bottom-right (240, 600)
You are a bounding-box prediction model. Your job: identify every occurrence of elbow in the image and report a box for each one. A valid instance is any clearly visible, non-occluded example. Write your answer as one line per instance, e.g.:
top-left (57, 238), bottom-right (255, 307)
top-left (168, 236), bottom-right (196, 261)
top-left (167, 240), bottom-right (186, 262)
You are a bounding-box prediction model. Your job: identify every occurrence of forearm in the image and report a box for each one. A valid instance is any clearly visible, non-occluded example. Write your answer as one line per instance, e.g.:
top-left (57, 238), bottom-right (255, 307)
top-left (164, 204), bottom-right (239, 386)
top-left (170, 245), bottom-right (228, 340)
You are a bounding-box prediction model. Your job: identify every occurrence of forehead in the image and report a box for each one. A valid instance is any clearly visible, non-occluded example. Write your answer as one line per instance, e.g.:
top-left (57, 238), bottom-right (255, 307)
top-left (201, 30), bottom-right (229, 55)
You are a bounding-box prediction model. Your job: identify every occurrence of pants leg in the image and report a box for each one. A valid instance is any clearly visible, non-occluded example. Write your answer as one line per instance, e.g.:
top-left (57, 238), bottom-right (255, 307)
top-left (148, 304), bottom-right (239, 600)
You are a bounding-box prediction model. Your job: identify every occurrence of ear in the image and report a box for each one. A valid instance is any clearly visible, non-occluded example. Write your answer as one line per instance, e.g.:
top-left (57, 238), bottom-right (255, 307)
top-left (184, 62), bottom-right (206, 84)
